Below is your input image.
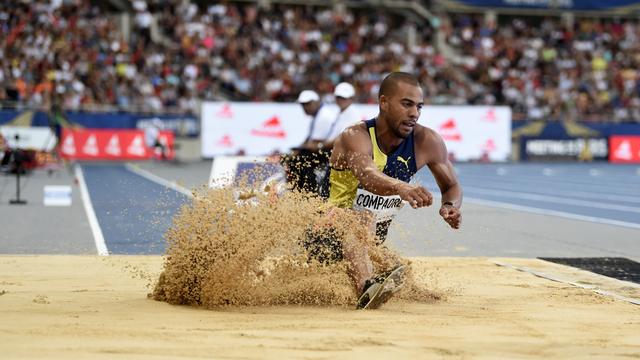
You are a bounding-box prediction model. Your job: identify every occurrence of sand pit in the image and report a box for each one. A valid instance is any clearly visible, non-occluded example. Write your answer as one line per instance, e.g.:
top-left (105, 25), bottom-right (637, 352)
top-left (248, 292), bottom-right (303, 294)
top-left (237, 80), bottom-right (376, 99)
top-left (1, 255), bottom-right (638, 359)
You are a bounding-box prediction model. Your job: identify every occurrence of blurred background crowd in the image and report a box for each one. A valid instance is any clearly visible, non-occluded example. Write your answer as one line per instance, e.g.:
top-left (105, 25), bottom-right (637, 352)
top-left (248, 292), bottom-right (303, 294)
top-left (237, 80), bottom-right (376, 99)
top-left (2, 0), bottom-right (640, 122)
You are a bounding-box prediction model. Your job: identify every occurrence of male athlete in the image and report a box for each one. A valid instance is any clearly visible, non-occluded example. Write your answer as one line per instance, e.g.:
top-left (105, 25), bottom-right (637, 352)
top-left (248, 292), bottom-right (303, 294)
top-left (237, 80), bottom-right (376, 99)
top-left (320, 72), bottom-right (463, 309)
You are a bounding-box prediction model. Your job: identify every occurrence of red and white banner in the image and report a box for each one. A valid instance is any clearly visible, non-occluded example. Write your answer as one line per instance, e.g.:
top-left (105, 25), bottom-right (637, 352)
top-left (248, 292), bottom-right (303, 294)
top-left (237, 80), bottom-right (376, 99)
top-left (609, 135), bottom-right (640, 163)
top-left (203, 102), bottom-right (336, 157)
top-left (201, 102), bottom-right (511, 161)
top-left (422, 106), bottom-right (512, 162)
top-left (60, 129), bottom-right (175, 160)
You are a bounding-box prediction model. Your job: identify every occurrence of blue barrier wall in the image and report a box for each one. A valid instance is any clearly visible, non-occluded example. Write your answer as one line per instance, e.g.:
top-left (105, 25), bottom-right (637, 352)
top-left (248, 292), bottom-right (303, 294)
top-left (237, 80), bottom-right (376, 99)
top-left (0, 110), bottom-right (199, 137)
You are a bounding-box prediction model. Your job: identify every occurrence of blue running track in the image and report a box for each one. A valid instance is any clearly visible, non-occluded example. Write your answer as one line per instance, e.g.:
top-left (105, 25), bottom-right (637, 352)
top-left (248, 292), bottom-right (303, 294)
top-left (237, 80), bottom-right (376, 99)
top-left (81, 164), bottom-right (190, 254)
top-left (416, 163), bottom-right (640, 228)
top-left (79, 162), bottom-right (639, 256)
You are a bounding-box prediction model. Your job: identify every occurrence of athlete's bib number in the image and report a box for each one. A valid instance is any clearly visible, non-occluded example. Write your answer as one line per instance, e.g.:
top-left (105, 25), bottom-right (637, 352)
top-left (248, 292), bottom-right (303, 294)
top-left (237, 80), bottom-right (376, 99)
top-left (352, 188), bottom-right (404, 223)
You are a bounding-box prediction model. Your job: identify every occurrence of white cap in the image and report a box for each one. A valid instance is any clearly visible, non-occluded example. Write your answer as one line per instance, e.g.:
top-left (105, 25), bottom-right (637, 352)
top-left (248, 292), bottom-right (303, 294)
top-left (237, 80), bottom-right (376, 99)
top-left (297, 90), bottom-right (320, 103)
top-left (334, 82), bottom-right (355, 99)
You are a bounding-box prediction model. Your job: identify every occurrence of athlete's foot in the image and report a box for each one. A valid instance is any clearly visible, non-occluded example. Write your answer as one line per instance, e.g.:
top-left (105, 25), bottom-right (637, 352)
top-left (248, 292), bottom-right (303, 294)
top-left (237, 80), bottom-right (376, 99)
top-left (356, 279), bottom-right (383, 309)
top-left (356, 264), bottom-right (406, 310)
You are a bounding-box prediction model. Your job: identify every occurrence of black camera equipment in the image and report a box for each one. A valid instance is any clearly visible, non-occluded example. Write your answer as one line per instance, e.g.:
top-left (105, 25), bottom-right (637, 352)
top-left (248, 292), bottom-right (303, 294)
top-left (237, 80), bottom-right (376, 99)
top-left (9, 134), bottom-right (27, 205)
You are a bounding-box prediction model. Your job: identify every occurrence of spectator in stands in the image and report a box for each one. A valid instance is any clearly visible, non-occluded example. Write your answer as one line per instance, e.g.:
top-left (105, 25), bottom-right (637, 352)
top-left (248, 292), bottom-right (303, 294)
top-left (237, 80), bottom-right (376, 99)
top-left (444, 14), bottom-right (640, 122)
top-left (0, 1), bottom-right (434, 114)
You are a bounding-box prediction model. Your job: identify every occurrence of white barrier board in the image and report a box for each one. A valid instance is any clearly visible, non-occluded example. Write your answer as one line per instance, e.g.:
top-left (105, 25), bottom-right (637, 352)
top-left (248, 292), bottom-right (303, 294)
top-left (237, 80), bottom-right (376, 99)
top-left (1, 126), bottom-right (57, 151)
top-left (208, 156), bottom-right (285, 190)
top-left (201, 102), bottom-right (511, 161)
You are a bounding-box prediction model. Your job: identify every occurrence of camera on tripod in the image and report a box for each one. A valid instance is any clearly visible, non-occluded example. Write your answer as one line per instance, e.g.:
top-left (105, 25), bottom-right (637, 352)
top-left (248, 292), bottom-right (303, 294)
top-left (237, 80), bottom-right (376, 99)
top-left (0, 132), bottom-right (29, 204)
top-left (1, 133), bottom-right (30, 175)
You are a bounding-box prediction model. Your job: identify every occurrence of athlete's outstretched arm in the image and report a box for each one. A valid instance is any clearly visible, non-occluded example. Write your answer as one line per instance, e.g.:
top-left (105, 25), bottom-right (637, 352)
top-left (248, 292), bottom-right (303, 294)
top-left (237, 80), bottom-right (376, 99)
top-left (425, 131), bottom-right (463, 228)
top-left (331, 125), bottom-right (433, 208)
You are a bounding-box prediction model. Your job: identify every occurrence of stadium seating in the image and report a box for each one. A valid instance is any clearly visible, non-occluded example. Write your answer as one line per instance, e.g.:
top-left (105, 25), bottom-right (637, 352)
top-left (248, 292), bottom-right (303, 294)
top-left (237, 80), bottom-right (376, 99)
top-left (1, 1), bottom-right (639, 123)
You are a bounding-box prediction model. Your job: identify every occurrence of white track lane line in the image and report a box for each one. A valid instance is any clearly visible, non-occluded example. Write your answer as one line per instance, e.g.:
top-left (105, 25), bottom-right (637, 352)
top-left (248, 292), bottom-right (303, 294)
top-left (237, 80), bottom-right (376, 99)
top-left (464, 186), bottom-right (640, 213)
top-left (457, 173), bottom-right (640, 194)
top-left (74, 164), bottom-right (108, 256)
top-left (448, 178), bottom-right (640, 203)
top-left (465, 196), bottom-right (640, 230)
top-left (124, 163), bottom-right (193, 198)
top-left (493, 261), bottom-right (640, 306)
top-left (452, 177), bottom-right (640, 203)
top-left (425, 183), bottom-right (640, 228)
top-left (421, 178), bottom-right (640, 204)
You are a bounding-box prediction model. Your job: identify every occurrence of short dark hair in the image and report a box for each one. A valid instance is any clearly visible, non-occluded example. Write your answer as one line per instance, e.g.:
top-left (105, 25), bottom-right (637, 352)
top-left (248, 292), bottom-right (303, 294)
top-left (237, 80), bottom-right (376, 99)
top-left (378, 72), bottom-right (420, 99)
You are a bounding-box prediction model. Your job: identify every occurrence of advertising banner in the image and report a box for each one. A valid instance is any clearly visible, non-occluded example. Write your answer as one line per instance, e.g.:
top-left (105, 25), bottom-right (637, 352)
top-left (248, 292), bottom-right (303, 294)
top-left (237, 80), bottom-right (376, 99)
top-left (60, 129), bottom-right (175, 160)
top-left (201, 102), bottom-right (367, 157)
top-left (609, 136), bottom-right (640, 163)
top-left (201, 102), bottom-right (512, 162)
top-left (421, 106), bottom-right (512, 162)
top-left (521, 137), bottom-right (609, 161)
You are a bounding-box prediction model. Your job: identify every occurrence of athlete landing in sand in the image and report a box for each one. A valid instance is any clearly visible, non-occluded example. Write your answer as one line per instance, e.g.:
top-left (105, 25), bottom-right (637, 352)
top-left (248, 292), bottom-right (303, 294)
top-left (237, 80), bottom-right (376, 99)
top-left (321, 72), bottom-right (463, 308)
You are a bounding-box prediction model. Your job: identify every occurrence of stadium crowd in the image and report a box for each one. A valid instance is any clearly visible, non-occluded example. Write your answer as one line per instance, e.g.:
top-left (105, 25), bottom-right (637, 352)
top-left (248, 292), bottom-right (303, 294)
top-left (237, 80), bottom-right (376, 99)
top-left (446, 15), bottom-right (640, 122)
top-left (1, 0), bottom-right (640, 122)
top-left (0, 0), bottom-right (438, 115)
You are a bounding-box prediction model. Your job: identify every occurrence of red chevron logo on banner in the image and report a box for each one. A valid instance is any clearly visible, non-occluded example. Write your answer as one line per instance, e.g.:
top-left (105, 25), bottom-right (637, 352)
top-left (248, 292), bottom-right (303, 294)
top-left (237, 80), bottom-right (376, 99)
top-left (250, 116), bottom-right (286, 138)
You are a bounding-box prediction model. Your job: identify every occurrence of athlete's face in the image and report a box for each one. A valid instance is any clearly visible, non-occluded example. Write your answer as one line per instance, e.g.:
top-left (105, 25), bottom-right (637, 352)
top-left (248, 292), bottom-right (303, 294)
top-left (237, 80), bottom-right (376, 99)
top-left (380, 82), bottom-right (424, 138)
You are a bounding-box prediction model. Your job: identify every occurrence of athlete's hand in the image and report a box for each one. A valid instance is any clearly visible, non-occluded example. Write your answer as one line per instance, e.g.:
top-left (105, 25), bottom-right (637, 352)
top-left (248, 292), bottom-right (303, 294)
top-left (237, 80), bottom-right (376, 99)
top-left (439, 203), bottom-right (461, 229)
top-left (397, 183), bottom-right (433, 209)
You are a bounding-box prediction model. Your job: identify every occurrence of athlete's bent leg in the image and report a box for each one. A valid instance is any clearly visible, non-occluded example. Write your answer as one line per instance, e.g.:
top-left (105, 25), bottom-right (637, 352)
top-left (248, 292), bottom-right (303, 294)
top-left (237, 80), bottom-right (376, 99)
top-left (342, 233), bottom-right (374, 293)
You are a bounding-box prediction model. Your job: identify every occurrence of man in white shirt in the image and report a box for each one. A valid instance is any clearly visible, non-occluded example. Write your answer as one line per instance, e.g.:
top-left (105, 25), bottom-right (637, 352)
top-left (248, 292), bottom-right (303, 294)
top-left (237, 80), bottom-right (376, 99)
top-left (316, 82), bottom-right (361, 197)
top-left (320, 82), bottom-right (361, 150)
top-left (295, 90), bottom-right (337, 151)
top-left (282, 90), bottom-right (337, 196)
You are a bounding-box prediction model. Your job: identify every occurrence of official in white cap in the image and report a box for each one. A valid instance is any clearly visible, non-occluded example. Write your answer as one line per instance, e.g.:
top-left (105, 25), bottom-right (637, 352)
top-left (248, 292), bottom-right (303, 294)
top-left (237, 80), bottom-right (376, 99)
top-left (320, 82), bottom-right (360, 150)
top-left (295, 89), bottom-right (337, 149)
top-left (313, 82), bottom-right (362, 197)
top-left (334, 82), bottom-right (356, 100)
top-left (282, 89), bottom-right (338, 196)
top-left (297, 89), bottom-right (320, 104)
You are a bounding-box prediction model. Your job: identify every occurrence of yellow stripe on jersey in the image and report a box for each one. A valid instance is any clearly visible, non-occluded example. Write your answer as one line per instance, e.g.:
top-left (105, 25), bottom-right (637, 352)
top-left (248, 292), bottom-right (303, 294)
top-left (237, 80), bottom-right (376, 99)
top-left (327, 125), bottom-right (387, 208)
top-left (328, 168), bottom-right (359, 208)
top-left (369, 126), bottom-right (387, 171)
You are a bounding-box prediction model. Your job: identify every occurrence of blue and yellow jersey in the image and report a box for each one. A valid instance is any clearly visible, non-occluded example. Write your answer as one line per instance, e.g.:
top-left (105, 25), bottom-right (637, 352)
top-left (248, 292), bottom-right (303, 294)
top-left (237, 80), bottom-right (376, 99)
top-left (327, 118), bottom-right (418, 239)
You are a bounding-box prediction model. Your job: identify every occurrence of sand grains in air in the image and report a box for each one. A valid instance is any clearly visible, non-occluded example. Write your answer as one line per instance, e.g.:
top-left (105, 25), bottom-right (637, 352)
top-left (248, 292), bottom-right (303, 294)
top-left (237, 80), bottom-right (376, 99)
top-left (152, 181), bottom-right (441, 308)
